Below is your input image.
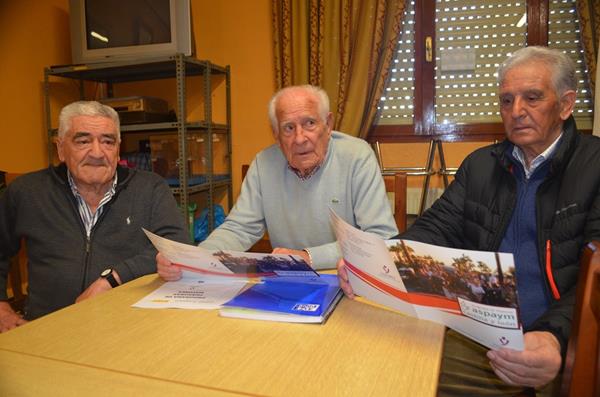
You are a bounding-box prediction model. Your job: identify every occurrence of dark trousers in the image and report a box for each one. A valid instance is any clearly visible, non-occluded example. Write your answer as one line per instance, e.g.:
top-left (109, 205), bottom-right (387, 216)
top-left (437, 330), bottom-right (561, 397)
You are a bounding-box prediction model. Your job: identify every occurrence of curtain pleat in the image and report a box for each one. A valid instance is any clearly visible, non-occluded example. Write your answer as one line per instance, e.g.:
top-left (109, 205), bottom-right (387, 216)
top-left (594, 47), bottom-right (600, 135)
top-left (576, 0), bottom-right (600, 99)
top-left (272, 0), bottom-right (405, 138)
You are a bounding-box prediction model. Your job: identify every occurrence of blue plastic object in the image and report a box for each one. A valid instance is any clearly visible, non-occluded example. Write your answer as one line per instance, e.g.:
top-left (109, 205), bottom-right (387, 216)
top-left (194, 205), bottom-right (226, 243)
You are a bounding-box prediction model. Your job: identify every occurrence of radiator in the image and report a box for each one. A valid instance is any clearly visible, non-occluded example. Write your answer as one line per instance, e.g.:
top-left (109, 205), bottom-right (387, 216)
top-left (406, 187), bottom-right (444, 214)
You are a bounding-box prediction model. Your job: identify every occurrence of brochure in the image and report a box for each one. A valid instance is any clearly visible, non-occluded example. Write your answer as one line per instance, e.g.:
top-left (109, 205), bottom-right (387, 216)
top-left (220, 274), bottom-right (343, 323)
top-left (132, 278), bottom-right (247, 310)
top-left (330, 210), bottom-right (524, 350)
top-left (143, 229), bottom-right (318, 279)
top-left (134, 230), bottom-right (319, 310)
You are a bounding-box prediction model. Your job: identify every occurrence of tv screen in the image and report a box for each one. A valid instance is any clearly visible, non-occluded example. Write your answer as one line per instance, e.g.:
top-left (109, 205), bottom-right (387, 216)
top-left (69, 0), bottom-right (192, 64)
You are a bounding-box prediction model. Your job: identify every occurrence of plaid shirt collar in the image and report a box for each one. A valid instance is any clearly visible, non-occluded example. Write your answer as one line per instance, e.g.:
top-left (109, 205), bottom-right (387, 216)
top-left (287, 164), bottom-right (321, 181)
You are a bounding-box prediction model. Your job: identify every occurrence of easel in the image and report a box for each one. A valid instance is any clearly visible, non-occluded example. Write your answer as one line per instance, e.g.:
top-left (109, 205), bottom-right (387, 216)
top-left (372, 140), bottom-right (457, 215)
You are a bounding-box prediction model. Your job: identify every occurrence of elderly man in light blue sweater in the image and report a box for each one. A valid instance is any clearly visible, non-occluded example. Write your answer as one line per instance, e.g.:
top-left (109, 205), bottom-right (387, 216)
top-left (158, 84), bottom-right (397, 275)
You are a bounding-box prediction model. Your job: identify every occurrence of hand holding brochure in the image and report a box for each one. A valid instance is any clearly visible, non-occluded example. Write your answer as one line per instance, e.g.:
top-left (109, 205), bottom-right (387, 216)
top-left (220, 275), bottom-right (343, 323)
top-left (330, 210), bottom-right (524, 350)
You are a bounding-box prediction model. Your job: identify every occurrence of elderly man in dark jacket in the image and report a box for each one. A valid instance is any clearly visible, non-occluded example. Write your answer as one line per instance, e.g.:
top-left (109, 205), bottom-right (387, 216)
top-left (0, 101), bottom-right (189, 332)
top-left (339, 46), bottom-right (600, 395)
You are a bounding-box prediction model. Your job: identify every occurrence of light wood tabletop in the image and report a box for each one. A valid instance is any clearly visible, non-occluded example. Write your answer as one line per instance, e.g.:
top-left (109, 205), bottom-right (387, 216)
top-left (0, 274), bottom-right (445, 396)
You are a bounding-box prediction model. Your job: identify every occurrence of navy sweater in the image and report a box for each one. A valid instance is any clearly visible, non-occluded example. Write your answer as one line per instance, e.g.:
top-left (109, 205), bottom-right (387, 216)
top-left (499, 151), bottom-right (552, 329)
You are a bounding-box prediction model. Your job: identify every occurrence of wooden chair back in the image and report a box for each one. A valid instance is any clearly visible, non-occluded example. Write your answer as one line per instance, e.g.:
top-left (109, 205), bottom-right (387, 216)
top-left (560, 241), bottom-right (600, 397)
top-left (241, 164), bottom-right (249, 181)
top-left (384, 172), bottom-right (408, 233)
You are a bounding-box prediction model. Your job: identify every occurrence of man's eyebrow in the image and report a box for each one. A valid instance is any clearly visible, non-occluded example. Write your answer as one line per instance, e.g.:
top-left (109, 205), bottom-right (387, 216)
top-left (524, 89), bottom-right (544, 96)
top-left (72, 132), bottom-right (91, 139)
top-left (71, 132), bottom-right (117, 139)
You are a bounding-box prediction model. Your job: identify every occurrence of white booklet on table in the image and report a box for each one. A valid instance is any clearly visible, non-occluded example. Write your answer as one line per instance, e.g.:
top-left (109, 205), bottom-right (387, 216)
top-left (132, 278), bottom-right (247, 310)
top-left (330, 210), bottom-right (524, 350)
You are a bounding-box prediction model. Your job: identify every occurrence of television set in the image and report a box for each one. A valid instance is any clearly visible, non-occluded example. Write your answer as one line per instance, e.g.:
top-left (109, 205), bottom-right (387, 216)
top-left (69, 0), bottom-right (193, 65)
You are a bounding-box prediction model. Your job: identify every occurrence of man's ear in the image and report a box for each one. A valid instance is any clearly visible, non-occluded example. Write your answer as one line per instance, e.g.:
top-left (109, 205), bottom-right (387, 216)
top-left (272, 128), bottom-right (281, 143)
top-left (559, 90), bottom-right (576, 120)
top-left (56, 138), bottom-right (65, 162)
top-left (326, 112), bottom-right (334, 132)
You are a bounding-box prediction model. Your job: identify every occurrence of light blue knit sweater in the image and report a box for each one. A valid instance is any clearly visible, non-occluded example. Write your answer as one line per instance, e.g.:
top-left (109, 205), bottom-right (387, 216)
top-left (199, 131), bottom-right (398, 269)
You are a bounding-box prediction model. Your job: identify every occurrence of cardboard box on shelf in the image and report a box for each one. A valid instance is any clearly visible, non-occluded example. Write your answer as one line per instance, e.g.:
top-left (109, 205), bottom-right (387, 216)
top-left (150, 134), bottom-right (229, 186)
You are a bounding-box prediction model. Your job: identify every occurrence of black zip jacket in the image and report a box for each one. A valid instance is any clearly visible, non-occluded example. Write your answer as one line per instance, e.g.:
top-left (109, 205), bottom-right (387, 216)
top-left (0, 164), bottom-right (189, 320)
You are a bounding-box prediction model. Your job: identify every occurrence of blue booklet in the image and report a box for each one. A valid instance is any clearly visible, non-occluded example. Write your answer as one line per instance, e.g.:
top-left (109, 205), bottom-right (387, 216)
top-left (219, 274), bottom-right (343, 323)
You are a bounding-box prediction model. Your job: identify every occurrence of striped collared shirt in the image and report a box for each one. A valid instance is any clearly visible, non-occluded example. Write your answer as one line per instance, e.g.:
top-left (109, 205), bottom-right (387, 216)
top-left (67, 171), bottom-right (118, 237)
top-left (512, 132), bottom-right (563, 179)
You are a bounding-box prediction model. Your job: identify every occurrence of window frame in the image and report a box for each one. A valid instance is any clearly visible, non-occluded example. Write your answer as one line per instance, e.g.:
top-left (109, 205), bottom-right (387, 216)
top-left (368, 0), bottom-right (590, 143)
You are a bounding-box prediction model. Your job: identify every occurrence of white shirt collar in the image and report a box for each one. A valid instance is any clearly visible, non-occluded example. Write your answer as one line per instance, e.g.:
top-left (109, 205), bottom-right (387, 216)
top-left (512, 132), bottom-right (563, 179)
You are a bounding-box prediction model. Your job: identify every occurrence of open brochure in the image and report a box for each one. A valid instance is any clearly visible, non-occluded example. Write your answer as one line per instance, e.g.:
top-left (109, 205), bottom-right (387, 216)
top-left (143, 229), bottom-right (318, 279)
top-left (330, 210), bottom-right (524, 350)
top-left (220, 275), bottom-right (343, 323)
top-left (134, 230), bottom-right (323, 312)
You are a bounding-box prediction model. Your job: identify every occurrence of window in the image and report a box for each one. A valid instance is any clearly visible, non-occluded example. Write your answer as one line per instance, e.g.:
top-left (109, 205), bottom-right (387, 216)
top-left (372, 0), bottom-right (594, 142)
top-left (548, 0), bottom-right (594, 129)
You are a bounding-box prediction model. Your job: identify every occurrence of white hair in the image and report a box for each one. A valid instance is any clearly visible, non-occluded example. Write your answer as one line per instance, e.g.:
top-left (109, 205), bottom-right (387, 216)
top-left (267, 85), bottom-right (330, 132)
top-left (497, 46), bottom-right (577, 97)
top-left (58, 101), bottom-right (121, 140)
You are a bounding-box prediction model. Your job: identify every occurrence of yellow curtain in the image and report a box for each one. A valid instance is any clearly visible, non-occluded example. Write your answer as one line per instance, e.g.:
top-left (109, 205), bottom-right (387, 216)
top-left (272, 0), bottom-right (405, 138)
top-left (576, 0), bottom-right (600, 99)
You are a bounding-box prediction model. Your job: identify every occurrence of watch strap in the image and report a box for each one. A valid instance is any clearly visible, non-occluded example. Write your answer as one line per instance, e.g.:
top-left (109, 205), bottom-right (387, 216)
top-left (101, 269), bottom-right (120, 288)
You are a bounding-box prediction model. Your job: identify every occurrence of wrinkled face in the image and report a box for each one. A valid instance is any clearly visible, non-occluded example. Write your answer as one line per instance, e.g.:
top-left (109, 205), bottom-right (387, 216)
top-left (57, 115), bottom-right (120, 189)
top-left (499, 62), bottom-right (575, 159)
top-left (274, 90), bottom-right (333, 175)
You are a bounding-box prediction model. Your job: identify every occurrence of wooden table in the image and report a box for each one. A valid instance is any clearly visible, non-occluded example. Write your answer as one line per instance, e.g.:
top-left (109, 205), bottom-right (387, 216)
top-left (0, 275), bottom-right (445, 396)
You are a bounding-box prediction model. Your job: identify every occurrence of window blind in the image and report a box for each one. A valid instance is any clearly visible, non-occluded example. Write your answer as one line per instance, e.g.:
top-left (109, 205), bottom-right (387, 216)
top-left (376, 0), bottom-right (593, 130)
top-left (434, 1), bottom-right (526, 125)
top-left (377, 0), bottom-right (416, 125)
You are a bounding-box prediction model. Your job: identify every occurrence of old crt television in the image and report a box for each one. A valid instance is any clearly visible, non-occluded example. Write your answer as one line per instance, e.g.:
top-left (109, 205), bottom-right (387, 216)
top-left (69, 0), bottom-right (192, 64)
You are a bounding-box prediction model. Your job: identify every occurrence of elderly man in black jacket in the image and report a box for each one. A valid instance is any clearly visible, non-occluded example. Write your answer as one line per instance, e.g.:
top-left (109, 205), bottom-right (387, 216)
top-left (339, 46), bottom-right (600, 395)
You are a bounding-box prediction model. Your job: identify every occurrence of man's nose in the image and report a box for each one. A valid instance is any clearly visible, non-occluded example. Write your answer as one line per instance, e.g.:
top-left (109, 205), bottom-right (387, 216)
top-left (511, 96), bottom-right (526, 119)
top-left (293, 127), bottom-right (308, 144)
top-left (89, 139), bottom-right (103, 156)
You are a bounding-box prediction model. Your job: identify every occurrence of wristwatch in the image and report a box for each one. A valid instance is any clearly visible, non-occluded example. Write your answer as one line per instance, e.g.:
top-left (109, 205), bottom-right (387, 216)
top-left (100, 268), bottom-right (120, 288)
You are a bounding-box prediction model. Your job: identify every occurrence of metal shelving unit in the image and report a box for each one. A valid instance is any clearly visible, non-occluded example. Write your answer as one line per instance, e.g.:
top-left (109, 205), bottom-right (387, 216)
top-left (44, 54), bottom-right (232, 233)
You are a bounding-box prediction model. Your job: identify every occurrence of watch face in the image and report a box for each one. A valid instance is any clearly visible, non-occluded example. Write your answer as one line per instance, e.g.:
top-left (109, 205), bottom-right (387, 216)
top-left (101, 269), bottom-right (112, 277)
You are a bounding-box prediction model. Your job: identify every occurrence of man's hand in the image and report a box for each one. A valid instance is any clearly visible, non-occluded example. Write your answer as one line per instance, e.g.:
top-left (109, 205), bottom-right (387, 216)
top-left (272, 248), bottom-right (311, 265)
top-left (75, 270), bottom-right (122, 303)
top-left (336, 258), bottom-right (355, 299)
top-left (487, 331), bottom-right (562, 388)
top-left (156, 252), bottom-right (182, 281)
top-left (0, 301), bottom-right (27, 332)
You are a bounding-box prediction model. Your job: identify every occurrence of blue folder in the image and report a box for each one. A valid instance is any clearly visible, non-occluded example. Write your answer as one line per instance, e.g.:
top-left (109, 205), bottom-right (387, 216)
top-left (220, 274), bottom-right (343, 323)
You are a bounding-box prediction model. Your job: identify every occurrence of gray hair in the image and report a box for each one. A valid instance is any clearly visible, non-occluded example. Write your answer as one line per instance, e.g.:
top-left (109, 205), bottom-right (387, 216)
top-left (267, 85), bottom-right (330, 132)
top-left (58, 100), bottom-right (121, 140)
top-left (497, 46), bottom-right (577, 96)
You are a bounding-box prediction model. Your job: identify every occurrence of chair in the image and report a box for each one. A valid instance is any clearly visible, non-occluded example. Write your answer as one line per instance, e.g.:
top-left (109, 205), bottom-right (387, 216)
top-left (7, 248), bottom-right (27, 314)
top-left (383, 172), bottom-right (408, 233)
top-left (4, 173), bottom-right (27, 313)
top-left (560, 241), bottom-right (600, 397)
